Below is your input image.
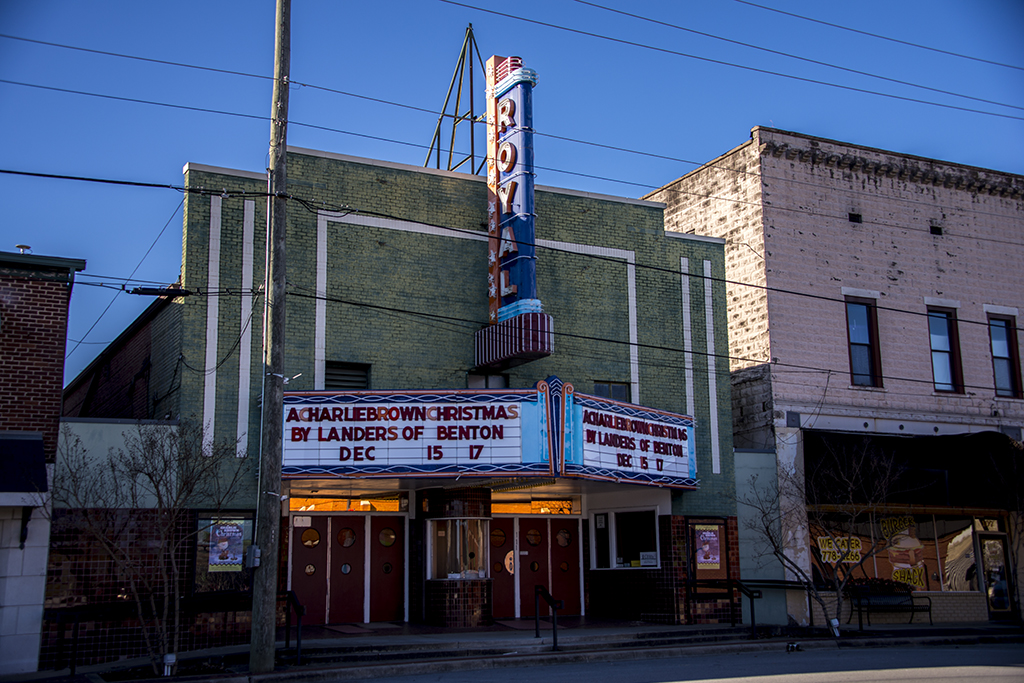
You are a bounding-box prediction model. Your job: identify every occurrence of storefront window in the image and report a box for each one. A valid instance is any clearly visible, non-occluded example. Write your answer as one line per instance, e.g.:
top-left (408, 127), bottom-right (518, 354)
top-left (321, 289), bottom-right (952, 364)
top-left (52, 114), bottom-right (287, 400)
top-left (431, 519), bottom-right (487, 579)
top-left (874, 515), bottom-right (939, 591)
top-left (592, 509), bottom-right (658, 569)
top-left (937, 517), bottom-right (977, 591)
top-left (194, 514), bottom-right (254, 593)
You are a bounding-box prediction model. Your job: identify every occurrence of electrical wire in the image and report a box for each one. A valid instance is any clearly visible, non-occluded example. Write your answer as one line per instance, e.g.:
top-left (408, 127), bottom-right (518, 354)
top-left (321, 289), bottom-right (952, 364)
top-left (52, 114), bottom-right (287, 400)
top-left (3, 74), bottom-right (1021, 228)
top-left (436, 0), bottom-right (1024, 122)
top-left (65, 198), bottom-right (184, 361)
top-left (5, 162), bottom-right (1018, 334)
top-left (284, 287), bottom-right (1015, 396)
top-left (571, 0), bottom-right (1024, 112)
top-left (732, 0), bottom-right (1024, 73)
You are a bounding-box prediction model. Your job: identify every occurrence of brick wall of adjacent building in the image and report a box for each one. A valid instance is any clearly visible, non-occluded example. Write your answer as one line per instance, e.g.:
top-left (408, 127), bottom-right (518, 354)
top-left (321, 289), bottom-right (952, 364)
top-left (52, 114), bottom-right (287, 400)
top-left (649, 127), bottom-right (1024, 445)
top-left (0, 265), bottom-right (75, 459)
top-left (752, 127), bottom-right (1024, 430)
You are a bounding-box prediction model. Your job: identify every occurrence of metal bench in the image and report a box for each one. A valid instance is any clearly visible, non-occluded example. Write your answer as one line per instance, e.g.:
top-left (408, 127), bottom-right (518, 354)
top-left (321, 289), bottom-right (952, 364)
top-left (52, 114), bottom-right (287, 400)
top-left (847, 579), bottom-right (932, 630)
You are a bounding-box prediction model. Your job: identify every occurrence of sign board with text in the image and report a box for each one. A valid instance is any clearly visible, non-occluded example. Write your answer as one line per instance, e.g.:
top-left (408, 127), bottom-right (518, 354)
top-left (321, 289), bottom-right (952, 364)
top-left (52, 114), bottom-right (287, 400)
top-left (563, 390), bottom-right (697, 489)
top-left (282, 388), bottom-right (552, 478)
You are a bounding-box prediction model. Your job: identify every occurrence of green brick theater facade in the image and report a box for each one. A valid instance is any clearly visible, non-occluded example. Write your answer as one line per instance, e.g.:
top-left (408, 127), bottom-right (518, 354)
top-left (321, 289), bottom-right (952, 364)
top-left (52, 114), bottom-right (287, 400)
top-left (150, 146), bottom-right (737, 629)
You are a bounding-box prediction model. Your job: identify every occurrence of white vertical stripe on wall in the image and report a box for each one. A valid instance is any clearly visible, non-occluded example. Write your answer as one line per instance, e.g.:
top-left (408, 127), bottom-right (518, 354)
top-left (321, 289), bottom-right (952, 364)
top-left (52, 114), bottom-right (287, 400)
top-left (236, 200), bottom-right (255, 456)
top-left (315, 213), bottom-right (328, 390)
top-left (203, 196), bottom-right (222, 453)
top-left (627, 257), bottom-right (640, 403)
top-left (703, 260), bottom-right (721, 474)
top-left (680, 258), bottom-right (695, 419)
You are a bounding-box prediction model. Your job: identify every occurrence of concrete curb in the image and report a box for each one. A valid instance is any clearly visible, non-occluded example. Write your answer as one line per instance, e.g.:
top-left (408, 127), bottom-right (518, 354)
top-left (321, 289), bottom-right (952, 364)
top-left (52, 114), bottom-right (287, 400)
top-left (245, 632), bottom-right (1024, 683)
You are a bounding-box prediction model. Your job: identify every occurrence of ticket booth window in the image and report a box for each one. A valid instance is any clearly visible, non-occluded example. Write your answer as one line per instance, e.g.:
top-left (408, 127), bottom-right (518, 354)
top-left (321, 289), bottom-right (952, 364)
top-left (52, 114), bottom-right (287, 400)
top-left (592, 509), bottom-right (658, 569)
top-left (431, 519), bottom-right (488, 579)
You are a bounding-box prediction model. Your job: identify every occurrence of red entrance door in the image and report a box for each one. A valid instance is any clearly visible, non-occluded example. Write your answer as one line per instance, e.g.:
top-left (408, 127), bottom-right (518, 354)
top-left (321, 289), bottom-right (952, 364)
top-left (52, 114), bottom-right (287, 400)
top-left (369, 516), bottom-right (404, 622)
top-left (518, 519), bottom-right (548, 618)
top-left (290, 517), bottom-right (329, 624)
top-left (490, 518), bottom-right (516, 619)
top-left (328, 516), bottom-right (366, 623)
top-left (549, 520), bottom-right (581, 615)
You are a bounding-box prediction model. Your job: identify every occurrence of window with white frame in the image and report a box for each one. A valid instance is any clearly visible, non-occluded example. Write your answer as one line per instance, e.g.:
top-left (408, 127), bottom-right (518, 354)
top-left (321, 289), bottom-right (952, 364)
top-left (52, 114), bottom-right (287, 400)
top-left (591, 509), bottom-right (658, 569)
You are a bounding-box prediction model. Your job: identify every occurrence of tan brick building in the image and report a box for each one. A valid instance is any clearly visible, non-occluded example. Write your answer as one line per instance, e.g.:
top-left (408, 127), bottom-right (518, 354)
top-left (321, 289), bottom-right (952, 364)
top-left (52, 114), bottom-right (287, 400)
top-left (647, 127), bottom-right (1024, 626)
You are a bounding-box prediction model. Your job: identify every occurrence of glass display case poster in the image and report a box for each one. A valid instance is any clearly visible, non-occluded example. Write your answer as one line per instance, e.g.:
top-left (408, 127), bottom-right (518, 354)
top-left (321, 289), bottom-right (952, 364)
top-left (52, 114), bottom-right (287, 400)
top-left (208, 520), bottom-right (244, 572)
top-left (695, 524), bottom-right (721, 570)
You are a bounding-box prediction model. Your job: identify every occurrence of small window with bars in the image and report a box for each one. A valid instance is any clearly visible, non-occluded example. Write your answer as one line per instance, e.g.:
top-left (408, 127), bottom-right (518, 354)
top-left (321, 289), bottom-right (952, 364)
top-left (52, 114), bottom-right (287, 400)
top-left (594, 381), bottom-right (630, 402)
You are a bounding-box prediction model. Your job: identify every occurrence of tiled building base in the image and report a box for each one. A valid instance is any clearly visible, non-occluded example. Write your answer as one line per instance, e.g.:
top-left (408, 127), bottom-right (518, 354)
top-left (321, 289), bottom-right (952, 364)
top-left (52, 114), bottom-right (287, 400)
top-left (425, 580), bottom-right (491, 627)
top-left (809, 590), bottom-right (991, 626)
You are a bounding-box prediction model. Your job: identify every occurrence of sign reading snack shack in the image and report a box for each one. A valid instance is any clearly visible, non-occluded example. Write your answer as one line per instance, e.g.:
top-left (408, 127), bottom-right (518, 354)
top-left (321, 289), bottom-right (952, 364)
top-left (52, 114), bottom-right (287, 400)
top-left (281, 388), bottom-right (554, 478)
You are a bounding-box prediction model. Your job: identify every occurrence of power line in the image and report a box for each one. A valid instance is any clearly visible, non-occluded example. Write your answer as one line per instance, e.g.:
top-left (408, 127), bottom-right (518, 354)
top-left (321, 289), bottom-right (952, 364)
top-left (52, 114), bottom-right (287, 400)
top-left (284, 287), bottom-right (1015, 397)
top-left (436, 0), bottom-right (1024, 122)
top-left (732, 0), bottom-right (1024, 73)
top-left (65, 197), bottom-right (184, 360)
top-left (3, 49), bottom-right (1022, 222)
top-left (5, 163), bottom-right (1019, 332)
top-left (572, 0), bottom-right (1024, 112)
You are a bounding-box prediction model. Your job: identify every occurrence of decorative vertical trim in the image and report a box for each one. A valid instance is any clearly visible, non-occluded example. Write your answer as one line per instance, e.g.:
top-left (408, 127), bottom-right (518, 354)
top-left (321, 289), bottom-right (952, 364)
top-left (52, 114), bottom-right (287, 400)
top-left (364, 515), bottom-right (371, 623)
top-left (203, 196), bottom-right (222, 453)
top-left (404, 515), bottom-right (410, 623)
top-left (315, 213), bottom-right (328, 390)
top-left (577, 516), bottom-right (585, 616)
top-left (703, 260), bottom-right (721, 474)
top-left (627, 256), bottom-right (639, 403)
top-left (325, 517), bottom-right (333, 623)
top-left (236, 200), bottom-right (255, 456)
top-left (680, 258), bottom-right (695, 419)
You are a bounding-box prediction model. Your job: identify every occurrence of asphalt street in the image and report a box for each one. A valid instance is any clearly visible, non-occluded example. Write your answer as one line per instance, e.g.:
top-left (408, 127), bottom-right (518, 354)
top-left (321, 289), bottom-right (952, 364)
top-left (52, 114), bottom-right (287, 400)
top-left (337, 643), bottom-right (1024, 683)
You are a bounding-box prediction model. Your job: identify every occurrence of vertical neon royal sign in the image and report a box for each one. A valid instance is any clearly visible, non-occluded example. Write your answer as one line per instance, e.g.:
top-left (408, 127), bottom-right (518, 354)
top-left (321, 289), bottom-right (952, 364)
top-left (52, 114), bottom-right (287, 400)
top-left (486, 56), bottom-right (539, 323)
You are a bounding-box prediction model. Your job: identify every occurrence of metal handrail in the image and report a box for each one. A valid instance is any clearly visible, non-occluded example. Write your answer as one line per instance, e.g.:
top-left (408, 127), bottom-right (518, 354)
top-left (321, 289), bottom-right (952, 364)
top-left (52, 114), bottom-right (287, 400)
top-left (534, 585), bottom-right (563, 651)
top-left (278, 590), bottom-right (305, 664)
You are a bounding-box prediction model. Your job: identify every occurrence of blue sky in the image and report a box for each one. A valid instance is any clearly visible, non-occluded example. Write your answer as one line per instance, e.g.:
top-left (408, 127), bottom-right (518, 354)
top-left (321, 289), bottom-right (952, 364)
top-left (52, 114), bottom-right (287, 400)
top-left (1, 0), bottom-right (1021, 384)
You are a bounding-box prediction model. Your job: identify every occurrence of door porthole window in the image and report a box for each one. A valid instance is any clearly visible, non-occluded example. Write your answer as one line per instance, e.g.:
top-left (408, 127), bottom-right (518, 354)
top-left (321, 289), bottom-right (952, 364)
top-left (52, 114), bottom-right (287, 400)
top-left (493, 561), bottom-right (504, 574)
top-left (300, 529), bottom-right (320, 548)
top-left (304, 564), bottom-right (316, 576)
top-left (491, 528), bottom-right (506, 547)
top-left (560, 561), bottom-right (569, 572)
top-left (530, 561), bottom-right (540, 572)
top-left (382, 562), bottom-right (393, 575)
top-left (556, 529), bottom-right (571, 547)
top-left (379, 528), bottom-right (396, 547)
top-left (340, 563), bottom-right (351, 575)
top-left (337, 528), bottom-right (356, 548)
top-left (526, 529), bottom-right (542, 546)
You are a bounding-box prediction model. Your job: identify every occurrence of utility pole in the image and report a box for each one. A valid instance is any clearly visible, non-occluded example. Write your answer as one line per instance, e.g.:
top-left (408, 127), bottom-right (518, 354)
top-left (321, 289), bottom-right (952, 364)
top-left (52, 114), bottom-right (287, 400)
top-left (250, 0), bottom-right (289, 673)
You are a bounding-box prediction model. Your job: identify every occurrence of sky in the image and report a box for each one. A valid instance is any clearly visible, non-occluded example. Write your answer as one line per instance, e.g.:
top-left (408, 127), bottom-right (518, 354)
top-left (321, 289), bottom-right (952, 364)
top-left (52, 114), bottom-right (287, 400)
top-left (1, 0), bottom-right (1022, 385)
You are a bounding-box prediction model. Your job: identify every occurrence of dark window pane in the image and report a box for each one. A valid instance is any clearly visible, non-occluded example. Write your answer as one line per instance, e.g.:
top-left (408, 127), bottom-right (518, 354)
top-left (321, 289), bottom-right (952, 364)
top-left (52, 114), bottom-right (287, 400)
top-left (847, 303), bottom-right (871, 344)
top-left (850, 345), bottom-right (874, 385)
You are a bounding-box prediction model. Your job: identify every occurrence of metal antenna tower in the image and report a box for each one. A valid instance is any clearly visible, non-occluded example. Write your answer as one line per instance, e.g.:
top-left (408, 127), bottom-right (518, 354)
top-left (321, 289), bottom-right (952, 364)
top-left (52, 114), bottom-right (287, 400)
top-left (425, 24), bottom-right (487, 174)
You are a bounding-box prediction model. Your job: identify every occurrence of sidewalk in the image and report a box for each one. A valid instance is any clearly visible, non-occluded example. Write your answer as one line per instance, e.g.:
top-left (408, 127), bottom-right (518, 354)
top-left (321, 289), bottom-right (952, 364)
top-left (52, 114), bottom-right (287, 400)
top-left (5, 618), bottom-right (1022, 683)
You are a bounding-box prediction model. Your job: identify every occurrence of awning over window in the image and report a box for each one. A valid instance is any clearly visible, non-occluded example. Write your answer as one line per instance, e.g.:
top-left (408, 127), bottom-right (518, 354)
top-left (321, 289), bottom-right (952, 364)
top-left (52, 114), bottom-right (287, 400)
top-left (0, 433), bottom-right (48, 494)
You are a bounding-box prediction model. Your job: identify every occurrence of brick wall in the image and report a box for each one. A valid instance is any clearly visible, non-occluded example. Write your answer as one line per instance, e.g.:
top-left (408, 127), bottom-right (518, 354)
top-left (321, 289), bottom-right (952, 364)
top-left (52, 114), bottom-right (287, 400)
top-left (0, 268), bottom-right (74, 459)
top-left (649, 127), bottom-right (1024, 446)
top-left (180, 151), bottom-right (736, 516)
top-left (810, 589), bottom-right (989, 626)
